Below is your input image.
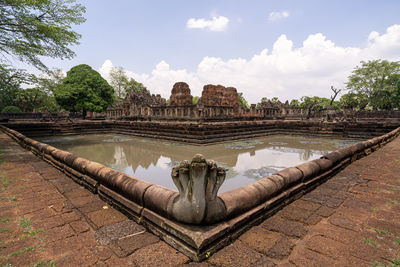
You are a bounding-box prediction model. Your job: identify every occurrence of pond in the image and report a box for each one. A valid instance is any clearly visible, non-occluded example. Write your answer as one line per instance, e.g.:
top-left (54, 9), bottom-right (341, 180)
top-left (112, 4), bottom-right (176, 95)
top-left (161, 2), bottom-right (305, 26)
top-left (37, 134), bottom-right (362, 193)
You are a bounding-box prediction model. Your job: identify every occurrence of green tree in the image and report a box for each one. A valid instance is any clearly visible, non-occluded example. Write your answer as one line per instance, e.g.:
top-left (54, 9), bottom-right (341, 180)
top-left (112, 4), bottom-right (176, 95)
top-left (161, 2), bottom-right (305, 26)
top-left (346, 60), bottom-right (400, 110)
top-left (125, 78), bottom-right (145, 94)
top-left (289, 99), bottom-right (300, 107)
top-left (15, 88), bottom-right (48, 112)
top-left (1, 106), bottom-right (21, 113)
top-left (238, 92), bottom-right (249, 108)
top-left (256, 97), bottom-right (269, 108)
top-left (0, 0), bottom-right (86, 71)
top-left (339, 92), bottom-right (368, 110)
top-left (34, 69), bottom-right (65, 95)
top-left (54, 64), bottom-right (114, 118)
top-left (192, 96), bottom-right (200, 105)
top-left (0, 65), bottom-right (34, 110)
top-left (109, 66), bottom-right (145, 99)
top-left (271, 97), bottom-right (279, 104)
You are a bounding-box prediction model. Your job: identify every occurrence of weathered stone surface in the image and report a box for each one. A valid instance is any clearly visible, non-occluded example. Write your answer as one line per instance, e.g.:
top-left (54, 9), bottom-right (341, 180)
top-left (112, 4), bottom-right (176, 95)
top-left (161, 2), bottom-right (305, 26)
top-left (209, 240), bottom-right (276, 267)
top-left (199, 84), bottom-right (239, 108)
top-left (169, 82), bottom-right (193, 106)
top-left (129, 241), bottom-right (189, 266)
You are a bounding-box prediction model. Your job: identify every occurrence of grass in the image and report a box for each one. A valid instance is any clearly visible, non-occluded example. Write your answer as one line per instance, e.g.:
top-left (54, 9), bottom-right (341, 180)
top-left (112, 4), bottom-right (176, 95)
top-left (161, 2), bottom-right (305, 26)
top-left (9, 245), bottom-right (36, 257)
top-left (10, 196), bottom-right (17, 202)
top-left (372, 228), bottom-right (391, 235)
top-left (391, 259), bottom-right (400, 266)
top-left (0, 218), bottom-right (10, 223)
top-left (370, 208), bottom-right (376, 212)
top-left (363, 238), bottom-right (377, 246)
top-left (30, 260), bottom-right (56, 267)
top-left (371, 262), bottom-right (385, 267)
top-left (0, 228), bottom-right (11, 233)
top-left (21, 228), bottom-right (44, 239)
top-left (395, 237), bottom-right (400, 246)
top-left (19, 217), bottom-right (31, 229)
top-left (391, 187), bottom-right (398, 191)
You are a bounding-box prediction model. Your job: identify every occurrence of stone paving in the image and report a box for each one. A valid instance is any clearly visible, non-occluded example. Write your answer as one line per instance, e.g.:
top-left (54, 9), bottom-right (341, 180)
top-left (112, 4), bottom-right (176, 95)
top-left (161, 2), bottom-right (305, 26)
top-left (0, 131), bottom-right (399, 266)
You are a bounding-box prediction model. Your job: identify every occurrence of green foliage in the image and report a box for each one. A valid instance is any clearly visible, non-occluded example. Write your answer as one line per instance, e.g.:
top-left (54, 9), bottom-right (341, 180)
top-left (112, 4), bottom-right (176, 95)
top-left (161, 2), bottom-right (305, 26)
top-left (271, 97), bottom-right (279, 104)
top-left (1, 106), bottom-right (22, 113)
top-left (0, 0), bottom-right (86, 71)
top-left (0, 218), bottom-right (11, 223)
top-left (340, 92), bottom-right (368, 110)
top-left (192, 96), bottom-right (200, 105)
top-left (238, 92), bottom-right (249, 108)
top-left (54, 64), bottom-right (114, 115)
top-left (15, 88), bottom-right (47, 112)
top-left (256, 97), bottom-right (269, 108)
top-left (0, 65), bottom-right (32, 110)
top-left (300, 96), bottom-right (332, 111)
top-left (289, 99), bottom-right (300, 107)
top-left (31, 260), bottom-right (56, 267)
top-left (19, 217), bottom-right (31, 229)
top-left (346, 60), bottom-right (400, 110)
top-left (372, 228), bottom-right (391, 235)
top-left (363, 238), bottom-right (376, 246)
top-left (109, 66), bottom-right (145, 100)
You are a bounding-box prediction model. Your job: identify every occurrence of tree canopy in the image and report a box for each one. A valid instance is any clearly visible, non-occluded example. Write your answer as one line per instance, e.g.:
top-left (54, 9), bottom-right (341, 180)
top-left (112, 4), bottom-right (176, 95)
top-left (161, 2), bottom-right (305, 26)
top-left (346, 60), bottom-right (400, 110)
top-left (0, 0), bottom-right (86, 71)
top-left (54, 64), bottom-right (114, 116)
top-left (238, 92), bottom-right (249, 108)
top-left (109, 66), bottom-right (146, 100)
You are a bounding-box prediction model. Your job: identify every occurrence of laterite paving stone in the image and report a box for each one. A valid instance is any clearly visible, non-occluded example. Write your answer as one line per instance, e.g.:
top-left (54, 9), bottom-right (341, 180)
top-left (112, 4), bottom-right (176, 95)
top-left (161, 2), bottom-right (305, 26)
top-left (1, 131), bottom-right (400, 266)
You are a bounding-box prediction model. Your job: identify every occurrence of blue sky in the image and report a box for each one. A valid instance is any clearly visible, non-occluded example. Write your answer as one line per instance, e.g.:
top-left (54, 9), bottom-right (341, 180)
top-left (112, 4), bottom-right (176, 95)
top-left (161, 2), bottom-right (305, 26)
top-left (35, 0), bottom-right (400, 102)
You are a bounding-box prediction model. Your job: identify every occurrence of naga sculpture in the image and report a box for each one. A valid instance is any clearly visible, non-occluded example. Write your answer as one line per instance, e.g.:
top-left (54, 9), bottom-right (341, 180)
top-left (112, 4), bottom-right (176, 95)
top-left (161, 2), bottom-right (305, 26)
top-left (171, 154), bottom-right (227, 224)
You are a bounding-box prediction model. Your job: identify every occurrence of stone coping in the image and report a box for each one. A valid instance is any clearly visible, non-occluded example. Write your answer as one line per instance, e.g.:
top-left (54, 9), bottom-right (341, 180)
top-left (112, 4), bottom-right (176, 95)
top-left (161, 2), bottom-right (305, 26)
top-left (1, 124), bottom-right (399, 261)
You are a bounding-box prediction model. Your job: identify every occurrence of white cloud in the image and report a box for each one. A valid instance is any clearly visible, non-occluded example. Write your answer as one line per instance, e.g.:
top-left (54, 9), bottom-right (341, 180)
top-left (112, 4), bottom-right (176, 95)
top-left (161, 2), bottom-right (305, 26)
top-left (269, 11), bottom-right (290, 21)
top-left (99, 24), bottom-right (400, 104)
top-left (186, 16), bottom-right (229, 32)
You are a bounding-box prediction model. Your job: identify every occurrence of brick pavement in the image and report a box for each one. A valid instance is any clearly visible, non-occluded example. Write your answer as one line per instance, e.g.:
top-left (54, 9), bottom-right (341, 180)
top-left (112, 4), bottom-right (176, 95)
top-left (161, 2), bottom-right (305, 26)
top-left (0, 132), bottom-right (399, 266)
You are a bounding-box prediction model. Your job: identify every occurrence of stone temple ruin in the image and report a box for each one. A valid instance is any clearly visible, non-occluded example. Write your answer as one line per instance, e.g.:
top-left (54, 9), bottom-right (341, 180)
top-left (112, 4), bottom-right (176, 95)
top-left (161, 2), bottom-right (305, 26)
top-left (105, 82), bottom-right (305, 120)
top-left (2, 80), bottom-right (400, 262)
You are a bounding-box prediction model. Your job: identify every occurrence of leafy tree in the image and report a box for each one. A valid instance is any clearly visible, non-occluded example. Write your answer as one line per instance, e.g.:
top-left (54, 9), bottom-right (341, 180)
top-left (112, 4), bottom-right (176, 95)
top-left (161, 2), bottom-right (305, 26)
top-left (109, 66), bottom-right (127, 99)
top-left (289, 99), bottom-right (300, 107)
top-left (0, 65), bottom-right (34, 110)
top-left (125, 78), bottom-right (145, 94)
top-left (15, 88), bottom-right (48, 112)
top-left (339, 92), bottom-right (368, 110)
top-left (1, 106), bottom-right (21, 113)
top-left (109, 66), bottom-right (146, 99)
top-left (238, 92), bottom-right (249, 108)
top-left (54, 64), bottom-right (114, 118)
top-left (256, 97), bottom-right (269, 108)
top-left (271, 97), bottom-right (279, 104)
top-left (34, 69), bottom-right (66, 95)
top-left (346, 60), bottom-right (400, 110)
top-left (0, 0), bottom-right (86, 71)
top-left (192, 96), bottom-right (200, 105)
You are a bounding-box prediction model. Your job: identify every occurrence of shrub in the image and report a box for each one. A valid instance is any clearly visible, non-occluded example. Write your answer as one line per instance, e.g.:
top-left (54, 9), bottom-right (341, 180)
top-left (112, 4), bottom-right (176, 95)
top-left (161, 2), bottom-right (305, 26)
top-left (1, 106), bottom-right (22, 113)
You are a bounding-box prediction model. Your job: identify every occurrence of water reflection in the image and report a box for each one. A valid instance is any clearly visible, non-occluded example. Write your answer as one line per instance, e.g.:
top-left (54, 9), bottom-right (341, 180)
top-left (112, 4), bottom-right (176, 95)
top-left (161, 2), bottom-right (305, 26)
top-left (38, 134), bottom-right (362, 193)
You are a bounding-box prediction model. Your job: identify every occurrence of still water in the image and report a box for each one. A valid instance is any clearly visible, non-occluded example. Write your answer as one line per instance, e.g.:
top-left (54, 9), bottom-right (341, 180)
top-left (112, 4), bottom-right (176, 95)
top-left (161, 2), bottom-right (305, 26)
top-left (38, 134), bottom-right (362, 193)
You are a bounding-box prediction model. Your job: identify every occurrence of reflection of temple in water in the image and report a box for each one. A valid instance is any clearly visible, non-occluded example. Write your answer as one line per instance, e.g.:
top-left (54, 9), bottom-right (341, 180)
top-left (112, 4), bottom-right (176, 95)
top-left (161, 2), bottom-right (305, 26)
top-left (42, 134), bottom-right (358, 176)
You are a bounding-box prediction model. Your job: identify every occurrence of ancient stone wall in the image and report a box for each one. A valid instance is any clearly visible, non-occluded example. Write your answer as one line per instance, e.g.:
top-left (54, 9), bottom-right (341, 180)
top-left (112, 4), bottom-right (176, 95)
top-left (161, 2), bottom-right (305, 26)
top-left (199, 84), bottom-right (239, 108)
top-left (169, 82), bottom-right (193, 106)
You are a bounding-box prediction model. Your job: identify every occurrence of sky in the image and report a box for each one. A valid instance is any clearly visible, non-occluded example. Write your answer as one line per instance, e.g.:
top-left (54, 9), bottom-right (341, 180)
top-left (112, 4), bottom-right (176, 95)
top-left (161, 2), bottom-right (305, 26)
top-left (27, 0), bottom-right (400, 103)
